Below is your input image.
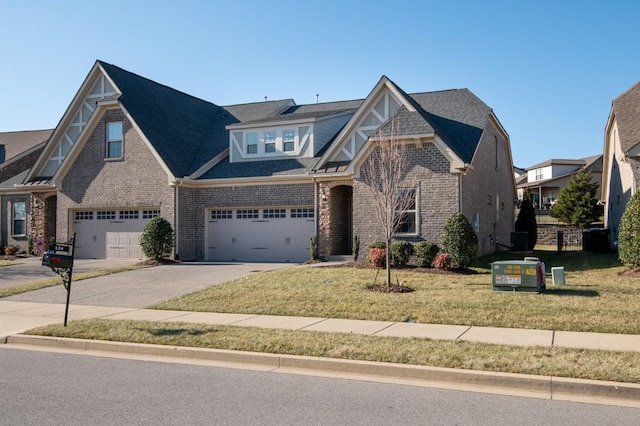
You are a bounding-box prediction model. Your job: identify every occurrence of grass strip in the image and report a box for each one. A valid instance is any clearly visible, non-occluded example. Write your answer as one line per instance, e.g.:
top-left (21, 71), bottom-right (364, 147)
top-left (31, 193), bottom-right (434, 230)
top-left (27, 319), bottom-right (640, 384)
top-left (150, 251), bottom-right (640, 335)
top-left (0, 265), bottom-right (148, 298)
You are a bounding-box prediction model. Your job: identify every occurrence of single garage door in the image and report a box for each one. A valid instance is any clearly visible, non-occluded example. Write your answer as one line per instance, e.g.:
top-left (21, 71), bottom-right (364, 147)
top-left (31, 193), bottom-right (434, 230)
top-left (208, 207), bottom-right (315, 262)
top-left (72, 209), bottom-right (160, 259)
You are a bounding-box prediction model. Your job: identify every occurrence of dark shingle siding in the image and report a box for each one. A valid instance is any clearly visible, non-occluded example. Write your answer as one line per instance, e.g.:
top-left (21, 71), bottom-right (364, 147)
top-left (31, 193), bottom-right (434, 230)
top-left (199, 157), bottom-right (318, 180)
top-left (612, 81), bottom-right (640, 153)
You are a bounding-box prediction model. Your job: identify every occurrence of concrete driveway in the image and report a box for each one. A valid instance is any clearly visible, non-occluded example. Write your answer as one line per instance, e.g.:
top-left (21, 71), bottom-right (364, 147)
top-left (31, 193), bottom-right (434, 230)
top-left (1, 257), bottom-right (291, 308)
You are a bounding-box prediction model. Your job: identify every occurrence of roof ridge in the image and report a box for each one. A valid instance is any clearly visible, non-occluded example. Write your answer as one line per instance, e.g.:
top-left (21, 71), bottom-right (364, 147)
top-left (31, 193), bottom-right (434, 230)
top-left (97, 60), bottom-right (219, 107)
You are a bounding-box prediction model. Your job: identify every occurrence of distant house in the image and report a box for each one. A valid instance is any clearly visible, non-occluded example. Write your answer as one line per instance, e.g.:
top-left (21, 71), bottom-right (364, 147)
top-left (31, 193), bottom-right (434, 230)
top-left (516, 155), bottom-right (603, 210)
top-left (1, 60), bottom-right (516, 260)
top-left (0, 130), bottom-right (53, 250)
top-left (602, 81), bottom-right (640, 243)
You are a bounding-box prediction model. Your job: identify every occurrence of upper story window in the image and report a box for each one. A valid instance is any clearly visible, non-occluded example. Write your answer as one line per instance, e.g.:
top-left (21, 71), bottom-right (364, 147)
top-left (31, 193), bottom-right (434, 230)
top-left (246, 133), bottom-right (258, 154)
top-left (241, 129), bottom-right (298, 156)
top-left (12, 202), bottom-right (26, 236)
top-left (535, 169), bottom-right (544, 181)
top-left (106, 121), bottom-right (123, 159)
top-left (264, 131), bottom-right (276, 153)
top-left (283, 129), bottom-right (295, 152)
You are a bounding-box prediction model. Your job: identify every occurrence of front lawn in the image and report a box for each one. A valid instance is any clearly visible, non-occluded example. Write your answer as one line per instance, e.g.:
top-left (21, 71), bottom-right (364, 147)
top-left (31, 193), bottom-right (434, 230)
top-left (150, 250), bottom-right (639, 334)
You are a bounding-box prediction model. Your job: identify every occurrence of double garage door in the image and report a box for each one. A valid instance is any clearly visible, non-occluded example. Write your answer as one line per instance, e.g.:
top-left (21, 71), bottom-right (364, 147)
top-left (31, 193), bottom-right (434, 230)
top-left (72, 209), bottom-right (160, 259)
top-left (208, 207), bottom-right (315, 263)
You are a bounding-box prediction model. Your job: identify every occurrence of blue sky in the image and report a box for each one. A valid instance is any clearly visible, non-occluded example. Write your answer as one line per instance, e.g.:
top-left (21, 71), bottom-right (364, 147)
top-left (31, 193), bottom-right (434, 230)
top-left (1, 0), bottom-right (638, 167)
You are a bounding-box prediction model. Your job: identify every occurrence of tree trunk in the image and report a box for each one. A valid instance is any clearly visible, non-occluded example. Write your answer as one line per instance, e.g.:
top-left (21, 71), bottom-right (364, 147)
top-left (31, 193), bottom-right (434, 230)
top-left (386, 238), bottom-right (392, 287)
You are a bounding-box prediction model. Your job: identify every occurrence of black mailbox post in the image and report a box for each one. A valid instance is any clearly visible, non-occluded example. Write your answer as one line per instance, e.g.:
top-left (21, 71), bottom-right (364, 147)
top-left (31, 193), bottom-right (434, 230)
top-left (42, 233), bottom-right (75, 326)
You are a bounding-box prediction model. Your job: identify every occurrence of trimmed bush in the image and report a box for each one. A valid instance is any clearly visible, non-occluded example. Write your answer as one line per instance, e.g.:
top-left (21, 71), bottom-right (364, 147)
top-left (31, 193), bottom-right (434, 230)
top-left (618, 191), bottom-right (640, 268)
top-left (140, 216), bottom-right (174, 260)
top-left (367, 240), bottom-right (386, 249)
top-left (414, 241), bottom-right (440, 267)
top-left (515, 188), bottom-right (537, 250)
top-left (368, 248), bottom-right (386, 268)
top-left (389, 241), bottom-right (414, 266)
top-left (441, 212), bottom-right (478, 269)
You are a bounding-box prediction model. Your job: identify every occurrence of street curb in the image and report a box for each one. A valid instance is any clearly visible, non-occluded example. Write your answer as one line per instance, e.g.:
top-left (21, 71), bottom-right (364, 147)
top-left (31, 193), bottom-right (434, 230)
top-left (6, 334), bottom-right (640, 407)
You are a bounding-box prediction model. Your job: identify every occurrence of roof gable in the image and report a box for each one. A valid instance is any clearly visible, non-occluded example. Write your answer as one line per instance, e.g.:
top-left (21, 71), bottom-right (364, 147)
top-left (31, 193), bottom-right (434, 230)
top-left (0, 130), bottom-right (52, 164)
top-left (612, 81), bottom-right (640, 153)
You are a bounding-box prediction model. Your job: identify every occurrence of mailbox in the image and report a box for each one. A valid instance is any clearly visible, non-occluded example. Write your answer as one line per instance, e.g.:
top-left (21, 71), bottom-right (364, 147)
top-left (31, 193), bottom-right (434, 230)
top-left (42, 251), bottom-right (74, 269)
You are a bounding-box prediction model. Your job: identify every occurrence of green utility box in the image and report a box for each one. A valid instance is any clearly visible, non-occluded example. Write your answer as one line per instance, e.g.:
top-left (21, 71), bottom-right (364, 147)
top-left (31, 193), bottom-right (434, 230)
top-left (491, 260), bottom-right (545, 293)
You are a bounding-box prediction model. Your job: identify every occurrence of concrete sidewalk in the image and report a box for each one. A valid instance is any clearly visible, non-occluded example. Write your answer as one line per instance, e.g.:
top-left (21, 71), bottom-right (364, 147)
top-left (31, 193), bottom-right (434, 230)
top-left (2, 300), bottom-right (640, 353)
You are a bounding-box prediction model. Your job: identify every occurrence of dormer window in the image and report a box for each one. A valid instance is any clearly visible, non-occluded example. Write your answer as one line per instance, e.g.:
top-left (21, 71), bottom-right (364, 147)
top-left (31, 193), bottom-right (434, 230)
top-left (246, 133), bottom-right (258, 154)
top-left (535, 169), bottom-right (543, 181)
top-left (283, 129), bottom-right (295, 152)
top-left (265, 131), bottom-right (276, 153)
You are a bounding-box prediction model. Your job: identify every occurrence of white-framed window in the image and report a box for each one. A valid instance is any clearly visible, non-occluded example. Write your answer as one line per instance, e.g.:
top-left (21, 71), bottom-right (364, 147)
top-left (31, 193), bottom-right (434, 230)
top-left (283, 129), bottom-right (295, 152)
top-left (119, 210), bottom-right (139, 219)
top-left (12, 202), bottom-right (26, 236)
top-left (263, 209), bottom-right (286, 219)
top-left (211, 210), bottom-right (233, 219)
top-left (395, 189), bottom-right (417, 235)
top-left (75, 211), bottom-right (94, 221)
top-left (535, 169), bottom-right (544, 181)
top-left (291, 208), bottom-right (314, 218)
top-left (97, 210), bottom-right (116, 220)
top-left (264, 131), bottom-right (276, 153)
top-left (237, 209), bottom-right (259, 219)
top-left (246, 133), bottom-right (258, 154)
top-left (143, 210), bottom-right (160, 219)
top-left (106, 121), bottom-right (123, 159)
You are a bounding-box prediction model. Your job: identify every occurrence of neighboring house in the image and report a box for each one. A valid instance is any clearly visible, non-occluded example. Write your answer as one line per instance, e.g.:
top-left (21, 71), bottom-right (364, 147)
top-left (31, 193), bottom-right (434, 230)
top-left (3, 60), bottom-right (516, 261)
top-left (602, 81), bottom-right (640, 244)
top-left (0, 129), bottom-right (53, 250)
top-left (516, 155), bottom-right (603, 210)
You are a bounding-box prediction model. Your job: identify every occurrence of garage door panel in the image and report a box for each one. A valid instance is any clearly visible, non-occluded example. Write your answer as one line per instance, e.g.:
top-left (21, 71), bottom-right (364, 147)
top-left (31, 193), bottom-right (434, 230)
top-left (208, 208), bottom-right (315, 262)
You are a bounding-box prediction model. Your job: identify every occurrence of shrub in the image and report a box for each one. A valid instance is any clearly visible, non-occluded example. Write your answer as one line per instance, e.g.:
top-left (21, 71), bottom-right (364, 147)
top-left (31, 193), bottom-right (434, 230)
top-left (414, 241), bottom-right (440, 267)
top-left (368, 248), bottom-right (386, 268)
top-left (367, 240), bottom-right (386, 249)
top-left (353, 235), bottom-right (360, 262)
top-left (618, 191), bottom-right (640, 268)
top-left (4, 245), bottom-right (19, 256)
top-left (389, 241), bottom-right (414, 266)
top-left (434, 252), bottom-right (451, 270)
top-left (139, 216), bottom-right (174, 260)
top-left (309, 235), bottom-right (318, 261)
top-left (441, 212), bottom-right (478, 269)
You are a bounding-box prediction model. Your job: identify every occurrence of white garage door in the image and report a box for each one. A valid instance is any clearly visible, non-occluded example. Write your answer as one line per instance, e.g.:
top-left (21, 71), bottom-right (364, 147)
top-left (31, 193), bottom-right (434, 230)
top-left (208, 207), bottom-right (315, 262)
top-left (72, 209), bottom-right (160, 259)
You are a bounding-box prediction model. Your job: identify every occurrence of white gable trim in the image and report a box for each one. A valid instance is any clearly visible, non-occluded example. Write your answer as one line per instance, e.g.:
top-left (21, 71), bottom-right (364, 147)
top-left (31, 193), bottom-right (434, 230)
top-left (316, 77), bottom-right (416, 167)
top-left (188, 148), bottom-right (229, 180)
top-left (27, 62), bottom-right (118, 182)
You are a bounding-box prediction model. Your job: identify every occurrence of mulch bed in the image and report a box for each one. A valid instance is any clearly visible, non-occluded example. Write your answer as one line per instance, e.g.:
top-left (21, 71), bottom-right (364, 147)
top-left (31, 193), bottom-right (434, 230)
top-left (367, 284), bottom-right (415, 293)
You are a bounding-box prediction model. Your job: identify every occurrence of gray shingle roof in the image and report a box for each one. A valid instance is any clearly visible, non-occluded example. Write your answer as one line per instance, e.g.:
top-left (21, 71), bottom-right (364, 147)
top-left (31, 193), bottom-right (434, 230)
top-left (100, 61), bottom-right (237, 178)
top-left (0, 129), bottom-right (52, 164)
top-left (612, 81), bottom-right (640, 153)
top-left (223, 100), bottom-right (293, 122)
top-left (199, 157), bottom-right (318, 179)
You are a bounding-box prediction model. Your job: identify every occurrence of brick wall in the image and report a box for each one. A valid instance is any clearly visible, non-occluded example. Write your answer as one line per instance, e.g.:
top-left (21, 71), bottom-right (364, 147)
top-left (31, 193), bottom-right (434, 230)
top-left (353, 143), bottom-right (458, 252)
top-left (461, 119), bottom-right (515, 256)
top-left (0, 148), bottom-right (44, 183)
top-left (57, 109), bottom-right (175, 242)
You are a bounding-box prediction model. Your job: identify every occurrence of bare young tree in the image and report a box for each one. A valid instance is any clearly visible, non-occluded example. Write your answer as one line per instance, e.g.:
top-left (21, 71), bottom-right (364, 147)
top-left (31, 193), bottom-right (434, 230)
top-left (361, 119), bottom-right (416, 287)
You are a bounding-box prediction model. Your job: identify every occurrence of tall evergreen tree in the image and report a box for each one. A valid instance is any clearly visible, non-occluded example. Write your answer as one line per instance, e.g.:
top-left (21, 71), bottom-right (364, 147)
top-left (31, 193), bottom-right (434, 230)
top-left (551, 168), bottom-right (601, 229)
top-left (515, 188), bottom-right (537, 250)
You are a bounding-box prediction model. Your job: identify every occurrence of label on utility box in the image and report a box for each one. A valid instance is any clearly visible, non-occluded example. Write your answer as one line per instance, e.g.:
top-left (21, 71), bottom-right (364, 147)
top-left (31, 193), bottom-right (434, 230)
top-left (495, 274), bottom-right (522, 285)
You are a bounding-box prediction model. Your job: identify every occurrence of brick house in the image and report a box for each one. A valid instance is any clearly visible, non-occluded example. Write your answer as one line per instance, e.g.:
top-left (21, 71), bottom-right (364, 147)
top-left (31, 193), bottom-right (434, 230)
top-left (5, 60), bottom-right (516, 261)
top-left (602, 81), bottom-right (640, 245)
top-left (0, 130), bottom-right (53, 251)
